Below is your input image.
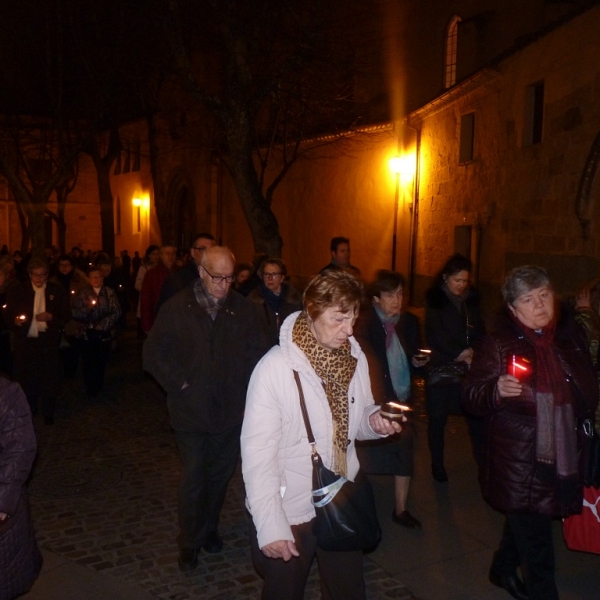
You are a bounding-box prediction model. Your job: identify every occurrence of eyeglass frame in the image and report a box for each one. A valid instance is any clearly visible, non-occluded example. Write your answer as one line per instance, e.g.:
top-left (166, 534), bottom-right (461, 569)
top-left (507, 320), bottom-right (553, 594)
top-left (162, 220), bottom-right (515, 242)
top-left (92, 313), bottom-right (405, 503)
top-left (262, 272), bottom-right (283, 280)
top-left (201, 266), bottom-right (235, 284)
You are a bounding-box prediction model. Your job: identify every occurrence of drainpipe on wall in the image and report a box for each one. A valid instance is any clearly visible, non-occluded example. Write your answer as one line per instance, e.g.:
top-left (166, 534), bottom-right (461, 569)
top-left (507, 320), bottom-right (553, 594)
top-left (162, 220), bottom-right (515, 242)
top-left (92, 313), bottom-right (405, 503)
top-left (407, 125), bottom-right (421, 306)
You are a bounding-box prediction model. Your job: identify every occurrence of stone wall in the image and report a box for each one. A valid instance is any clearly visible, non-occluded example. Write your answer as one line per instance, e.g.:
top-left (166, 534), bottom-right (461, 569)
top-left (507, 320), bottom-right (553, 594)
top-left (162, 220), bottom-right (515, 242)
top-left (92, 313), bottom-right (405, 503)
top-left (410, 4), bottom-right (600, 311)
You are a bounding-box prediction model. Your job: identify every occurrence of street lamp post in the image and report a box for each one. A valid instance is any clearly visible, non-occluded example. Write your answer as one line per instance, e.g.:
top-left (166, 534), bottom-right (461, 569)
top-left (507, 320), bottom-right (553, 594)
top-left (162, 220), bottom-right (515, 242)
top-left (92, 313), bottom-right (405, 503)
top-left (389, 156), bottom-right (402, 271)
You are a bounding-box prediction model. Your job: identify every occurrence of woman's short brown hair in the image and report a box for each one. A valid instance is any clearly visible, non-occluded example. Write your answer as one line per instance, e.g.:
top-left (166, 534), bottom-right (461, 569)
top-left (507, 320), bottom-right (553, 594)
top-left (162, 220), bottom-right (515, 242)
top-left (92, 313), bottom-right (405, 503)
top-left (303, 270), bottom-right (363, 321)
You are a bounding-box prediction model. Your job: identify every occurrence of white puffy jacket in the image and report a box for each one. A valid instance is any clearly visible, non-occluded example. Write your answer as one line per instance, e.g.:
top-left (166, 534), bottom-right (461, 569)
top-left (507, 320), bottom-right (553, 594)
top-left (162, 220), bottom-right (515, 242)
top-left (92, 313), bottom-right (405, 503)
top-left (241, 311), bottom-right (383, 550)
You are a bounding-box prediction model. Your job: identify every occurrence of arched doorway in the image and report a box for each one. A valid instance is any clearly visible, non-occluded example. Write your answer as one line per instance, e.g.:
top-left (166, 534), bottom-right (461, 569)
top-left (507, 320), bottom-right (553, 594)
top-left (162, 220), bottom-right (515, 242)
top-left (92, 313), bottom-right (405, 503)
top-left (166, 169), bottom-right (197, 249)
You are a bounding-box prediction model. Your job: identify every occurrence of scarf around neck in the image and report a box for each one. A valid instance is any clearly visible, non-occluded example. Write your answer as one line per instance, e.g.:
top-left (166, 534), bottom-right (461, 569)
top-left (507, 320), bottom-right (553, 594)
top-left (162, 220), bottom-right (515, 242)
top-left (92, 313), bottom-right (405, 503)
top-left (292, 313), bottom-right (357, 477)
top-left (194, 278), bottom-right (225, 320)
top-left (515, 315), bottom-right (579, 511)
top-left (28, 282), bottom-right (47, 337)
top-left (374, 305), bottom-right (410, 400)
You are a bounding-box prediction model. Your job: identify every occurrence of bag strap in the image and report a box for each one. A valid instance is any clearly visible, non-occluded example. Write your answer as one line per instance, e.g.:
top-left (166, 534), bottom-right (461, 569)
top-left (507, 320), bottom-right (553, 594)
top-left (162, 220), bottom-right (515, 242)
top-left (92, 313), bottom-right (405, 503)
top-left (293, 370), bottom-right (316, 446)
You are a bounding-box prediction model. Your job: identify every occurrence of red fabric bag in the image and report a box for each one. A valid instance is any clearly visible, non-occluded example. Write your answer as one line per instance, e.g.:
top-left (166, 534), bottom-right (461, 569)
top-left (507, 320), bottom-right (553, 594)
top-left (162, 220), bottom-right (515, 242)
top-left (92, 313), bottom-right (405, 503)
top-left (563, 486), bottom-right (600, 554)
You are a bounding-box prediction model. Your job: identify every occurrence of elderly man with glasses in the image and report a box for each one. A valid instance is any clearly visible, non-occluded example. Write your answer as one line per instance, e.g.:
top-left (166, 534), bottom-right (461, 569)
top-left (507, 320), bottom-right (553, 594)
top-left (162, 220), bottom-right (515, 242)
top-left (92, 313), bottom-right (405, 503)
top-left (143, 246), bottom-right (268, 572)
top-left (247, 258), bottom-right (302, 347)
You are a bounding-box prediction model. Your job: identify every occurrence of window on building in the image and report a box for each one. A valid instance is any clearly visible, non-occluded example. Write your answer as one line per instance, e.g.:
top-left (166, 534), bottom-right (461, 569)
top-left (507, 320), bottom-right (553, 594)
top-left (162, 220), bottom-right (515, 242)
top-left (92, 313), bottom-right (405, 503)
top-left (459, 112), bottom-right (475, 163)
top-left (115, 195), bottom-right (121, 235)
top-left (123, 140), bottom-right (131, 173)
top-left (523, 81), bottom-right (544, 146)
top-left (133, 204), bottom-right (141, 234)
top-left (445, 15), bottom-right (461, 89)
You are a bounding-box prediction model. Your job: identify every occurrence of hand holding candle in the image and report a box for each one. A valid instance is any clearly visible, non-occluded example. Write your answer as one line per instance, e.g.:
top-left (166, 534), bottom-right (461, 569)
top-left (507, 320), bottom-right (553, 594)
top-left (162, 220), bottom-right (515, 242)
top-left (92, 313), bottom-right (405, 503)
top-left (15, 314), bottom-right (27, 325)
top-left (498, 355), bottom-right (530, 398)
top-left (412, 348), bottom-right (431, 367)
top-left (381, 401), bottom-right (413, 421)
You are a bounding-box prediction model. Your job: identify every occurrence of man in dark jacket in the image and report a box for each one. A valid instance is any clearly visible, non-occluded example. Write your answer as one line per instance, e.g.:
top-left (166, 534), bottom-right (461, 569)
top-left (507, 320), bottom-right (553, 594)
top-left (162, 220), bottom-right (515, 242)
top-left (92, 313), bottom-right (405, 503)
top-left (5, 258), bottom-right (70, 424)
top-left (143, 246), bottom-right (268, 573)
top-left (156, 233), bottom-right (216, 311)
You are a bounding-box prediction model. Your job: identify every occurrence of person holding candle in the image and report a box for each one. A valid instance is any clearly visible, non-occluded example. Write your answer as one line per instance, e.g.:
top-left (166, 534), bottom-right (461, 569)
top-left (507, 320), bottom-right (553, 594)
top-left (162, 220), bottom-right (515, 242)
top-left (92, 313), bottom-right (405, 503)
top-left (72, 267), bottom-right (121, 402)
top-left (49, 254), bottom-right (88, 379)
top-left (355, 270), bottom-right (429, 528)
top-left (463, 266), bottom-right (598, 600)
top-left (5, 258), bottom-right (70, 424)
top-left (424, 254), bottom-right (485, 482)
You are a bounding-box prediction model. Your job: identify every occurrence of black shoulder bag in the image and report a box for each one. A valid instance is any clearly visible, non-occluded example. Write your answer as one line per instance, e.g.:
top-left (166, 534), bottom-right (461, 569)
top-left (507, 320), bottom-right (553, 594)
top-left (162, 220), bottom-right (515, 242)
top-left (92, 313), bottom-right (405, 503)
top-left (293, 370), bottom-right (381, 552)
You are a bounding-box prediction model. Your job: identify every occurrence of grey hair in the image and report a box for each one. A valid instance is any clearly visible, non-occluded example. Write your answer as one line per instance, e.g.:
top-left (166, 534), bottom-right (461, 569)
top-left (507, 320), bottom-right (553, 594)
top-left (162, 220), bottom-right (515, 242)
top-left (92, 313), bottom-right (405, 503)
top-left (502, 265), bottom-right (551, 305)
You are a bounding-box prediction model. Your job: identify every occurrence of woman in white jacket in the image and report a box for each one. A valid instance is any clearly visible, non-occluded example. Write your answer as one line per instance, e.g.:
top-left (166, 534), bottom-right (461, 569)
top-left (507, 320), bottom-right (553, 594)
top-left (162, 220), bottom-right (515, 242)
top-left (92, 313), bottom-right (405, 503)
top-left (241, 270), bottom-right (401, 600)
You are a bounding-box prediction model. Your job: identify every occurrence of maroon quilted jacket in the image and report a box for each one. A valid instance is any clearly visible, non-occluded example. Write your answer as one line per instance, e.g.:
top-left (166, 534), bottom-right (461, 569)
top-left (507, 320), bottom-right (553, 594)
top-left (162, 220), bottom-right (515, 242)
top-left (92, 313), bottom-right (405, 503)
top-left (462, 311), bottom-right (598, 517)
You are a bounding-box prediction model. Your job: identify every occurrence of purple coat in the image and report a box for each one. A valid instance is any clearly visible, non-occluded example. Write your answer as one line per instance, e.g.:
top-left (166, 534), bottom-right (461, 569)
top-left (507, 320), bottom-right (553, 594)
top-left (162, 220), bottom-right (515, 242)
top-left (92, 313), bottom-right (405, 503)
top-left (0, 377), bottom-right (42, 599)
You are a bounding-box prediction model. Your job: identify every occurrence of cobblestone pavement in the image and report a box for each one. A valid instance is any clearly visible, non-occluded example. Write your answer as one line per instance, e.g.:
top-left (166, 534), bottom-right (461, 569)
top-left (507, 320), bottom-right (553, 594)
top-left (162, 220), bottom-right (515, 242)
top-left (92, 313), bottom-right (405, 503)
top-left (27, 328), bottom-right (421, 600)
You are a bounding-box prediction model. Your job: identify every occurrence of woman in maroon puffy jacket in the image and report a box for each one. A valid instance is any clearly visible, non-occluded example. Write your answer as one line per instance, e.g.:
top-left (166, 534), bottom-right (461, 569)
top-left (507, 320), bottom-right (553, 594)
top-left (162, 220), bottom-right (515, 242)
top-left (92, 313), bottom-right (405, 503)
top-left (0, 376), bottom-right (42, 599)
top-left (463, 266), bottom-right (598, 600)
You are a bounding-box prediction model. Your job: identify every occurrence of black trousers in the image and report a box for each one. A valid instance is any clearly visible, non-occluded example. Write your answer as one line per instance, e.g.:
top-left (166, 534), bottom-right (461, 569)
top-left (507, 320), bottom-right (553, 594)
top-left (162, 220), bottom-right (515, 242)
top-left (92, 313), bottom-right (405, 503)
top-left (77, 337), bottom-right (111, 396)
top-left (491, 513), bottom-right (558, 600)
top-left (426, 383), bottom-right (484, 468)
top-left (174, 424), bottom-right (241, 549)
top-left (249, 517), bottom-right (366, 600)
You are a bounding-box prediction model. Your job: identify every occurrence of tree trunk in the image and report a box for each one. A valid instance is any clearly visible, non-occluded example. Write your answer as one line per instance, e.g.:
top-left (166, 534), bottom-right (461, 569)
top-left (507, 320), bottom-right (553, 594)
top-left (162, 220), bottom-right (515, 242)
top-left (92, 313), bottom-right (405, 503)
top-left (96, 159), bottom-right (116, 256)
top-left (15, 201), bottom-right (30, 255)
top-left (225, 120), bottom-right (283, 257)
top-left (147, 113), bottom-right (173, 243)
top-left (26, 202), bottom-right (46, 258)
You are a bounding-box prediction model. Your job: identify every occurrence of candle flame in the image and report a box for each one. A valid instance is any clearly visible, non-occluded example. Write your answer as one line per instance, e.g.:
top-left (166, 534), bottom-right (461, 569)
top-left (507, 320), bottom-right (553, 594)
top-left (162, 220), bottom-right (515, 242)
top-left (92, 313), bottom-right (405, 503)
top-left (386, 401), bottom-right (412, 411)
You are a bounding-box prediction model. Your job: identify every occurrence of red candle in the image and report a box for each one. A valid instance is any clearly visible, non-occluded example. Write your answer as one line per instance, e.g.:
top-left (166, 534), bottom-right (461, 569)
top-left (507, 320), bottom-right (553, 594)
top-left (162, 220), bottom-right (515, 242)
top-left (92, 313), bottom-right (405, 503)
top-left (507, 355), bottom-right (531, 381)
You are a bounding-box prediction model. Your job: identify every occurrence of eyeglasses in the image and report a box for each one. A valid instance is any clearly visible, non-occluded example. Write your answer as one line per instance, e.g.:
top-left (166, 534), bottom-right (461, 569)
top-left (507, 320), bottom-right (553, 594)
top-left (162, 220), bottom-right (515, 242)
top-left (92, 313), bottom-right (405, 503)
top-left (202, 267), bottom-right (234, 284)
top-left (263, 272), bottom-right (283, 279)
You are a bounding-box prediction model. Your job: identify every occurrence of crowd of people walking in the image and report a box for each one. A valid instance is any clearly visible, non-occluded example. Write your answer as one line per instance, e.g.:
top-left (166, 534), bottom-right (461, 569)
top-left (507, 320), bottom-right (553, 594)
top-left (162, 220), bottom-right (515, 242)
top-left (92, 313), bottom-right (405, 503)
top-left (1, 234), bottom-right (600, 600)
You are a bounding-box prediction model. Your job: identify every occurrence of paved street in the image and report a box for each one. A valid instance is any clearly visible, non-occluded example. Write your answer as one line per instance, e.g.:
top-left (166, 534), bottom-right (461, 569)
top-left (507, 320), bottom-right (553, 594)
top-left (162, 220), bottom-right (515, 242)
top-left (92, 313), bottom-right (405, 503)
top-left (22, 327), bottom-right (417, 600)
top-left (21, 323), bottom-right (600, 599)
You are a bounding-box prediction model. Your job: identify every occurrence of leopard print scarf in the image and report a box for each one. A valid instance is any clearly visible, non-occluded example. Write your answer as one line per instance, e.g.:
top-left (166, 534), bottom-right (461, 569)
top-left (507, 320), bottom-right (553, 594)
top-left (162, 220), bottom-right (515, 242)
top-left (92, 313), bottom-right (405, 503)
top-left (293, 313), bottom-right (357, 477)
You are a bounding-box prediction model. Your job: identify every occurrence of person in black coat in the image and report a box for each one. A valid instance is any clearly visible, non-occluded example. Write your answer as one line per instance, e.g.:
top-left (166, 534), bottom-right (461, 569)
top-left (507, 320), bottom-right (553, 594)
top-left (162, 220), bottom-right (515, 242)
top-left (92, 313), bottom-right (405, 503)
top-left (143, 246), bottom-right (268, 572)
top-left (424, 254), bottom-right (485, 482)
top-left (355, 270), bottom-right (429, 528)
top-left (0, 376), bottom-right (42, 600)
top-left (5, 258), bottom-right (70, 425)
top-left (463, 266), bottom-right (597, 600)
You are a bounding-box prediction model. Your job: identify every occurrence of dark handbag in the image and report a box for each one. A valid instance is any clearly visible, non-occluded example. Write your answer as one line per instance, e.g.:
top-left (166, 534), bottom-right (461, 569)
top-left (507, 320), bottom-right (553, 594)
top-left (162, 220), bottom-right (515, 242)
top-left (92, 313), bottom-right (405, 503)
top-left (426, 361), bottom-right (468, 387)
top-left (293, 370), bottom-right (381, 552)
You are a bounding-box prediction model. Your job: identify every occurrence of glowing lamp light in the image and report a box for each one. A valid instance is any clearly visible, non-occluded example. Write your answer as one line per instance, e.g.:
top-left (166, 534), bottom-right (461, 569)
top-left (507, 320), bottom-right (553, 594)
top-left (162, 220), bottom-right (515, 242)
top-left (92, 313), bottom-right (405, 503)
top-left (389, 155), bottom-right (416, 178)
top-left (132, 197), bottom-right (142, 207)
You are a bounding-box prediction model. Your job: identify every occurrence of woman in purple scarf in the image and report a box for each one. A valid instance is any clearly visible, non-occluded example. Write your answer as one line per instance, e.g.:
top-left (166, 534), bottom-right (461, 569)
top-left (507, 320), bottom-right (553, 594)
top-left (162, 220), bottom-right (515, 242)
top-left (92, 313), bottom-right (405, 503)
top-left (463, 266), bottom-right (598, 600)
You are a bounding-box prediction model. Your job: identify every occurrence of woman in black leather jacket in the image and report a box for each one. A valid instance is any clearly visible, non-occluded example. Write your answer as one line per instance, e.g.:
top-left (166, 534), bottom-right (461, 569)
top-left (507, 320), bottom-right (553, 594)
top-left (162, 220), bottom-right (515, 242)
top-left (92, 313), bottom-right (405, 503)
top-left (424, 254), bottom-right (485, 482)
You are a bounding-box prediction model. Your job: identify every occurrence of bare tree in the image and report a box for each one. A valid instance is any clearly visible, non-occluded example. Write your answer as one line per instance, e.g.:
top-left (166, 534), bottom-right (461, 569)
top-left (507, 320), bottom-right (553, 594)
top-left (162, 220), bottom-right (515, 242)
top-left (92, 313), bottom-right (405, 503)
top-left (166, 0), bottom-right (368, 256)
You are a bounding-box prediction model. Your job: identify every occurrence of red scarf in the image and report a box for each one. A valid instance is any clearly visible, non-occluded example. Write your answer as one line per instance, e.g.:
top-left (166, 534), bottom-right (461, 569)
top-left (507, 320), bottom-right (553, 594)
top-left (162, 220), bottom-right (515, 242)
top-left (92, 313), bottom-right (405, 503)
top-left (516, 316), bottom-right (579, 512)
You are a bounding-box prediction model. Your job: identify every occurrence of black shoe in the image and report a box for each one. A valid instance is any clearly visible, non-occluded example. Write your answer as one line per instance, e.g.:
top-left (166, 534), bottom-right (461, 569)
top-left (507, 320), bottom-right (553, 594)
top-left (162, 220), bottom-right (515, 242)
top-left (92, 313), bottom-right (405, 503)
top-left (432, 465), bottom-right (448, 483)
top-left (202, 531), bottom-right (223, 554)
top-left (392, 509), bottom-right (422, 529)
top-left (489, 569), bottom-right (529, 600)
top-left (178, 547), bottom-right (198, 572)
